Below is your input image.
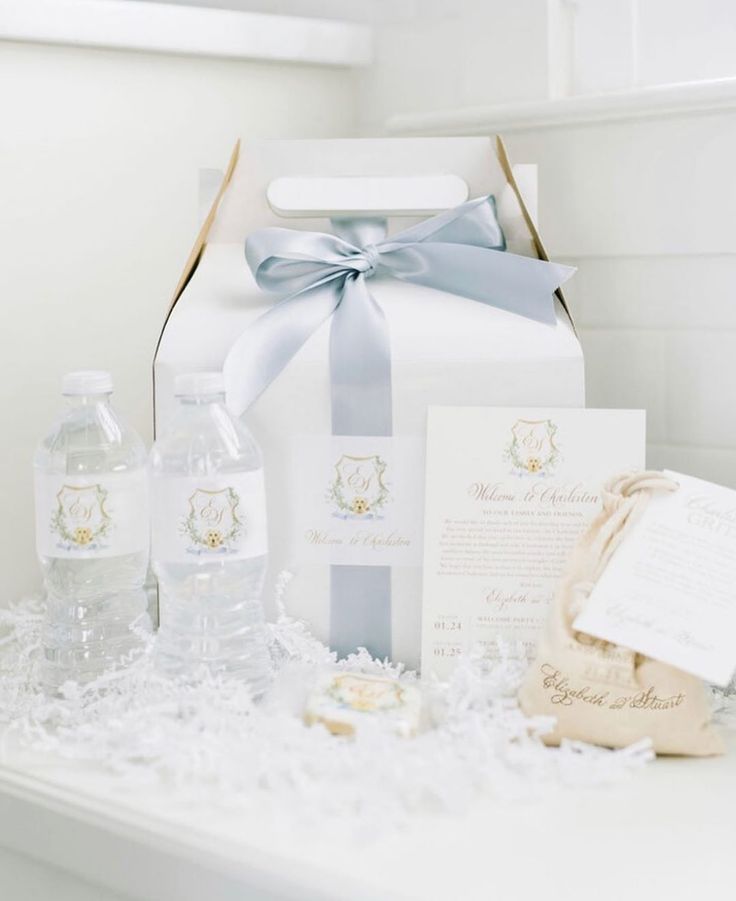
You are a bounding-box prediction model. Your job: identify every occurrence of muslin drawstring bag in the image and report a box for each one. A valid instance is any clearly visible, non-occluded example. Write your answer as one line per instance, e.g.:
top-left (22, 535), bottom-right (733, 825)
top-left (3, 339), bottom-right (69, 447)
top-left (519, 471), bottom-right (723, 756)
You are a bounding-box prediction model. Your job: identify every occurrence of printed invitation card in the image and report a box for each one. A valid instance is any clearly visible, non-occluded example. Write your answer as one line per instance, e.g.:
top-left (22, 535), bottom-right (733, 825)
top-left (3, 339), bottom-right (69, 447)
top-left (421, 407), bottom-right (646, 678)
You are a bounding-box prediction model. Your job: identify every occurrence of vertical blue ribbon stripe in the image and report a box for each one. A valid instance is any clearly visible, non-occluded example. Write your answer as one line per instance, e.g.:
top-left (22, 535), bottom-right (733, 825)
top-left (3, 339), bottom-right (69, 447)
top-left (225, 196), bottom-right (575, 659)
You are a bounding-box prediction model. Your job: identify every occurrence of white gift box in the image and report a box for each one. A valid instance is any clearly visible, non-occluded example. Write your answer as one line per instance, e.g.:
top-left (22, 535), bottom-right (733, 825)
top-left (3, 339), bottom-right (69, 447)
top-left (154, 137), bottom-right (584, 669)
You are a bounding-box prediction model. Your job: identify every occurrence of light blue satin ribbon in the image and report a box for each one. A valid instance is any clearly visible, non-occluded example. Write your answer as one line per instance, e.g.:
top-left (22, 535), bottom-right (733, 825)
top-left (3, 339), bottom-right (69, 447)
top-left (225, 195), bottom-right (574, 660)
top-left (225, 195), bottom-right (575, 425)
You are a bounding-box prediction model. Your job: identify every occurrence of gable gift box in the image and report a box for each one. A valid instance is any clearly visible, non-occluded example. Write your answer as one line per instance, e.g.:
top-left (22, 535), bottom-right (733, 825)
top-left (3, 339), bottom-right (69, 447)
top-left (154, 137), bottom-right (584, 669)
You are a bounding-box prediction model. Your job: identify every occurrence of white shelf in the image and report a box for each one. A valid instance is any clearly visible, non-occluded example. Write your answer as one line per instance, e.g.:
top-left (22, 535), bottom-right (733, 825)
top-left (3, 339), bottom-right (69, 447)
top-left (1, 736), bottom-right (735, 901)
top-left (0, 759), bottom-right (351, 901)
top-left (386, 77), bottom-right (736, 135)
top-left (0, 0), bottom-right (373, 67)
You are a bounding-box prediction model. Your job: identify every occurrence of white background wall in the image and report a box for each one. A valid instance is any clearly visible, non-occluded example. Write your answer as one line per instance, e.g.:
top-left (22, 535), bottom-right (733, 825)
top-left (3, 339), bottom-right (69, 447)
top-left (3, 0), bottom-right (736, 600)
top-left (355, 0), bottom-right (553, 133)
top-left (503, 111), bottom-right (736, 488)
top-left (370, 0), bottom-right (736, 494)
top-left (0, 36), bottom-right (356, 600)
top-left (572, 0), bottom-right (736, 94)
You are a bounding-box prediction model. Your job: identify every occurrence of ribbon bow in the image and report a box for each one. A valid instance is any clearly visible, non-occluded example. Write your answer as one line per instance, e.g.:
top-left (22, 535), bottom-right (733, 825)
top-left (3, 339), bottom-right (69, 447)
top-left (223, 195), bottom-right (575, 436)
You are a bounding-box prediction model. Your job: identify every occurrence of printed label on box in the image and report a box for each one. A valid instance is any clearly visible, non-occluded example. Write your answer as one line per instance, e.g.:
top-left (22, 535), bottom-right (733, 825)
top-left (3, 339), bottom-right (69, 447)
top-left (292, 436), bottom-right (424, 567)
top-left (35, 469), bottom-right (149, 559)
top-left (151, 471), bottom-right (267, 563)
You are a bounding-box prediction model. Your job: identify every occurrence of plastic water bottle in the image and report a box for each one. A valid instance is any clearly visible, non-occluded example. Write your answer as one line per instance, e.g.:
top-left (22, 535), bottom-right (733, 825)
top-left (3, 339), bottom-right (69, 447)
top-left (149, 372), bottom-right (271, 693)
top-left (34, 371), bottom-right (150, 690)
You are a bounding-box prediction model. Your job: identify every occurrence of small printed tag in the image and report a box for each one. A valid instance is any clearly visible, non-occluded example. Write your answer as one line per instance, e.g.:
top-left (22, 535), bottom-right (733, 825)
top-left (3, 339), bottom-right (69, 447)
top-left (292, 435), bottom-right (424, 567)
top-left (574, 470), bottom-right (736, 686)
top-left (151, 471), bottom-right (268, 563)
top-left (35, 470), bottom-right (149, 559)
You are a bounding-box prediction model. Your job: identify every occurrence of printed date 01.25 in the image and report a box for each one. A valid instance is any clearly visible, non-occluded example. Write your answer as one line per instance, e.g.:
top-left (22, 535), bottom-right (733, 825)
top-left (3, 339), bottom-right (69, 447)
top-left (433, 646), bottom-right (462, 657)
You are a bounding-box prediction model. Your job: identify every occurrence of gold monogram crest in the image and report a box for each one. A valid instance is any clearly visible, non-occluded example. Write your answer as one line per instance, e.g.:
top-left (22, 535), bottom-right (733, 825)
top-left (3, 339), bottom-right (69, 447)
top-left (52, 484), bottom-right (111, 547)
top-left (506, 419), bottom-right (560, 476)
top-left (182, 487), bottom-right (242, 551)
top-left (327, 454), bottom-right (389, 518)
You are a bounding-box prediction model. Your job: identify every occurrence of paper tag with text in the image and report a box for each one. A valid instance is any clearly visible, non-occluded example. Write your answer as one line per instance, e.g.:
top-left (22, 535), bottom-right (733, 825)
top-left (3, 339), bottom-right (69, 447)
top-left (574, 470), bottom-right (736, 687)
top-left (292, 435), bottom-right (424, 567)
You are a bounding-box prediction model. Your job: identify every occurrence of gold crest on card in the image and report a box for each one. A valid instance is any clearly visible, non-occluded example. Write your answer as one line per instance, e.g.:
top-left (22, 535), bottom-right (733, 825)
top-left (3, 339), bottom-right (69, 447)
top-left (506, 419), bottom-right (560, 476)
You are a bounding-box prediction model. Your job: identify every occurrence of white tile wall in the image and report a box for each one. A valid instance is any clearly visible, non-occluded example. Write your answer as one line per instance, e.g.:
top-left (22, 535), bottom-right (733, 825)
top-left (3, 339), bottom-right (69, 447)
top-left (568, 0), bottom-right (736, 94)
top-left (357, 0), bottom-right (551, 132)
top-left (562, 256), bottom-right (736, 330)
top-left (666, 331), bottom-right (736, 448)
top-left (511, 114), bottom-right (736, 258)
top-left (575, 328), bottom-right (667, 445)
top-left (506, 109), bottom-right (736, 488)
top-left (648, 444), bottom-right (736, 486)
top-left (636, 0), bottom-right (736, 87)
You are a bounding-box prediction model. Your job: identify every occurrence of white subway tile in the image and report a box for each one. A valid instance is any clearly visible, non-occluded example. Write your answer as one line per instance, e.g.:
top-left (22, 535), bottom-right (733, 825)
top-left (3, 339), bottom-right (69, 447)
top-left (648, 444), bottom-right (736, 489)
top-left (566, 255), bottom-right (736, 330)
top-left (506, 111), bottom-right (736, 257)
top-left (578, 329), bottom-right (667, 444)
top-left (667, 331), bottom-right (736, 447)
top-left (572, 0), bottom-right (637, 95)
top-left (638, 0), bottom-right (736, 86)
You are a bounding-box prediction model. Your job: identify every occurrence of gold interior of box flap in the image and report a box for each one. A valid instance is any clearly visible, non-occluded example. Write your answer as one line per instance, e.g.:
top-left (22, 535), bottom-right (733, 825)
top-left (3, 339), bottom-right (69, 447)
top-left (494, 136), bottom-right (574, 330)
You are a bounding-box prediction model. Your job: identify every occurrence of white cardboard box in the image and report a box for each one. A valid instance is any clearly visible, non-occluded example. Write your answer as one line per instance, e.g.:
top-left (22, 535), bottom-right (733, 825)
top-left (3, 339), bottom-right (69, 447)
top-left (154, 137), bottom-right (584, 669)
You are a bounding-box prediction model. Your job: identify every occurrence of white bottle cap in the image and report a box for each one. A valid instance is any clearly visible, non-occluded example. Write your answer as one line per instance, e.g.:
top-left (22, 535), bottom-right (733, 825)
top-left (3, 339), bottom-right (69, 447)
top-left (62, 370), bottom-right (114, 396)
top-left (174, 371), bottom-right (225, 397)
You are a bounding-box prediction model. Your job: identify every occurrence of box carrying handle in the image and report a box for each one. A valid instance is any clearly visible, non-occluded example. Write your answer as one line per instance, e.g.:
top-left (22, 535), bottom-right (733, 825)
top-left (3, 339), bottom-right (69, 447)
top-left (266, 174), bottom-right (469, 218)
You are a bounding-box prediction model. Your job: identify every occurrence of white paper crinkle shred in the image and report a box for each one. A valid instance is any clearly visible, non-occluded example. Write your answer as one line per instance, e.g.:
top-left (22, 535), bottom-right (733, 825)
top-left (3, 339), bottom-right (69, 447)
top-left (0, 578), bottom-right (657, 831)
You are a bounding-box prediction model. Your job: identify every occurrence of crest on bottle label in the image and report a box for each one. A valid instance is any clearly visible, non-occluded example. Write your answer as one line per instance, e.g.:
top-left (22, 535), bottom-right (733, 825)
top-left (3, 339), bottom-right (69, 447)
top-left (182, 487), bottom-right (244, 553)
top-left (52, 484), bottom-right (111, 549)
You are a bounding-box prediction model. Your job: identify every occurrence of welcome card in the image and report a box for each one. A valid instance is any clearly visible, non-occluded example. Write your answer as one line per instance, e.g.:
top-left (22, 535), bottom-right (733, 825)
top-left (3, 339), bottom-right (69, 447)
top-left (421, 407), bottom-right (646, 679)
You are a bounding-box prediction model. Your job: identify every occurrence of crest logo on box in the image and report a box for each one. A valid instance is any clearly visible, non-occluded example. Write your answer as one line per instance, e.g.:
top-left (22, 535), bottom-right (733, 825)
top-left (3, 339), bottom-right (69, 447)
top-left (506, 419), bottom-right (560, 476)
top-left (327, 454), bottom-right (390, 519)
top-left (52, 484), bottom-right (111, 548)
top-left (182, 487), bottom-right (243, 552)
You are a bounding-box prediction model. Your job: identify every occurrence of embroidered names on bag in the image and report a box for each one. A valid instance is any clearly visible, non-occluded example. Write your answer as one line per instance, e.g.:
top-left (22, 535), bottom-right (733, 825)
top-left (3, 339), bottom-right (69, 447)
top-left (539, 664), bottom-right (686, 711)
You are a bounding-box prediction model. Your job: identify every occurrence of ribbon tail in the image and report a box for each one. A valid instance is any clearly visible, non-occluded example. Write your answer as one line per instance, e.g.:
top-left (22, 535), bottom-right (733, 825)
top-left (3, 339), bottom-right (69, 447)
top-left (388, 195), bottom-right (505, 248)
top-left (223, 285), bottom-right (340, 416)
top-left (329, 273), bottom-right (392, 437)
top-left (383, 243), bottom-right (574, 325)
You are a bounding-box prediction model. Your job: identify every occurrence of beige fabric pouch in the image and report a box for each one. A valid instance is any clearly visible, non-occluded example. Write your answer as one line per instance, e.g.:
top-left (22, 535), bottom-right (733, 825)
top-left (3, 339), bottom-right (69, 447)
top-left (518, 471), bottom-right (723, 756)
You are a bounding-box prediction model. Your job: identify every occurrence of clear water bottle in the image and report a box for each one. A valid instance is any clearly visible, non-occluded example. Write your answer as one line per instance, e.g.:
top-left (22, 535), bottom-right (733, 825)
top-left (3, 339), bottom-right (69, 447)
top-left (33, 371), bottom-right (150, 691)
top-left (150, 371), bottom-right (271, 693)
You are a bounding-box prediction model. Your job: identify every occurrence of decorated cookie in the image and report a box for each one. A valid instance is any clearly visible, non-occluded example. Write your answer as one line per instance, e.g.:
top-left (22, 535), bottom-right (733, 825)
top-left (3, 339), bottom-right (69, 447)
top-left (304, 671), bottom-right (421, 738)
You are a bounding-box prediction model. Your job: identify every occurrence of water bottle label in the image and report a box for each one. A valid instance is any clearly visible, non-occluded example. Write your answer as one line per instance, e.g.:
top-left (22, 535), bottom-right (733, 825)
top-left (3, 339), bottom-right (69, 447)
top-left (34, 470), bottom-right (149, 559)
top-left (151, 471), bottom-right (268, 562)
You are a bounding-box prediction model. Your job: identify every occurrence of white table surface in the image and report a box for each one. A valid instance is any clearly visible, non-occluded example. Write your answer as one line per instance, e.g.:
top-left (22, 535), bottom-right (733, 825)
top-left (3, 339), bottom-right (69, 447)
top-left (0, 732), bottom-right (734, 901)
